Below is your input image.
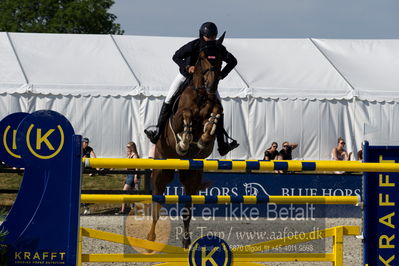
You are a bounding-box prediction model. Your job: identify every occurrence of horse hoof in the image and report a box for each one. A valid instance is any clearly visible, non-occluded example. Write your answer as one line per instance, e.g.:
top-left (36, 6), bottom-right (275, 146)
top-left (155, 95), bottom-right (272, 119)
top-left (147, 233), bottom-right (156, 242)
top-left (179, 140), bottom-right (190, 151)
top-left (176, 144), bottom-right (188, 156)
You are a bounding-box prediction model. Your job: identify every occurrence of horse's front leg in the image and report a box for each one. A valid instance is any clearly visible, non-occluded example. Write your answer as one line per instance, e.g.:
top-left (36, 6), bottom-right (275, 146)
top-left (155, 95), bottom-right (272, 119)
top-left (198, 105), bottom-right (221, 150)
top-left (146, 169), bottom-right (174, 250)
top-left (147, 201), bottom-right (161, 242)
top-left (176, 108), bottom-right (193, 156)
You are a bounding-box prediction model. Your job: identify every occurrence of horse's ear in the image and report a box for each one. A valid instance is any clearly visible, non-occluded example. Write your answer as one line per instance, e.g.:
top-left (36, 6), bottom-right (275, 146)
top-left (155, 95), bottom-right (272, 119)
top-left (217, 31), bottom-right (226, 45)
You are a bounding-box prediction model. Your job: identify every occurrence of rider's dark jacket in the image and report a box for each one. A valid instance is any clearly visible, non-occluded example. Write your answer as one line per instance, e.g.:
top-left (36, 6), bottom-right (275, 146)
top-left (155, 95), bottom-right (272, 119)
top-left (172, 38), bottom-right (237, 79)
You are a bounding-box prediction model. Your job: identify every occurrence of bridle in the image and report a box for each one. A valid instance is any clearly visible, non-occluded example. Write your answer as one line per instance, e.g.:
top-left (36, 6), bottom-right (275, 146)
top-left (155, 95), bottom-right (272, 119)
top-left (201, 64), bottom-right (217, 76)
top-left (195, 51), bottom-right (221, 93)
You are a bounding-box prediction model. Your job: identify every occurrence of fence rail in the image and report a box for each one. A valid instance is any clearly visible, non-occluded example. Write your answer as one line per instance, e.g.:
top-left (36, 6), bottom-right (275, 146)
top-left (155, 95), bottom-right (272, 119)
top-left (80, 194), bottom-right (360, 205)
top-left (84, 158), bottom-right (399, 172)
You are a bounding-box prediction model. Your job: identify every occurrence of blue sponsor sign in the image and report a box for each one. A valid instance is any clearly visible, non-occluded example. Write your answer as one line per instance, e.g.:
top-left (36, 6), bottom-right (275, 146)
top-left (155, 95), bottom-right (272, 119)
top-left (364, 141), bottom-right (399, 265)
top-left (165, 172), bottom-right (362, 218)
top-left (0, 112), bottom-right (28, 168)
top-left (0, 110), bottom-right (82, 266)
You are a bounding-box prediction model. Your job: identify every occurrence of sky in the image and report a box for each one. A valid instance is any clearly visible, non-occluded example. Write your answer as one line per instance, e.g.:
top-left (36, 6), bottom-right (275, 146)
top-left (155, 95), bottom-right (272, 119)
top-left (110, 0), bottom-right (399, 39)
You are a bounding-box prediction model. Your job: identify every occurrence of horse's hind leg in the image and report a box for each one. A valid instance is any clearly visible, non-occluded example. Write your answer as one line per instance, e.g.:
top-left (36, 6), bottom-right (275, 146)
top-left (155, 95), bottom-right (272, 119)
top-left (147, 169), bottom-right (174, 244)
top-left (176, 109), bottom-right (193, 155)
top-left (179, 170), bottom-right (203, 248)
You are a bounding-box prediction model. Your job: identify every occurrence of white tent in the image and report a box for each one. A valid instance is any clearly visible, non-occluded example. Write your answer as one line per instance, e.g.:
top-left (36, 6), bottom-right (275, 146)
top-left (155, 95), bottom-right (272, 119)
top-left (1, 32), bottom-right (399, 159)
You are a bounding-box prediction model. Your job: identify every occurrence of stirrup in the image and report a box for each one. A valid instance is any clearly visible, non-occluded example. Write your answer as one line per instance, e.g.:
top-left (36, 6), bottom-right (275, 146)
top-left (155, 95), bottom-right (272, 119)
top-left (228, 140), bottom-right (239, 150)
top-left (218, 140), bottom-right (240, 156)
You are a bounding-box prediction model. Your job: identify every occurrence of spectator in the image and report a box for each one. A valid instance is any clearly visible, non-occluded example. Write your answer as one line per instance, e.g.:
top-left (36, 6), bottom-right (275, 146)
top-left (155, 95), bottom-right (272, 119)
top-left (278, 141), bottom-right (298, 160)
top-left (331, 137), bottom-right (352, 161)
top-left (82, 137), bottom-right (99, 177)
top-left (263, 142), bottom-right (279, 160)
top-left (82, 137), bottom-right (96, 159)
top-left (81, 137), bottom-right (97, 215)
top-left (116, 141), bottom-right (140, 215)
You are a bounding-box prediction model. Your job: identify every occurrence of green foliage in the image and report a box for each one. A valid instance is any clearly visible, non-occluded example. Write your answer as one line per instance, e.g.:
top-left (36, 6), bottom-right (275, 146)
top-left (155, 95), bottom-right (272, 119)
top-left (0, 0), bottom-right (124, 34)
top-left (0, 208), bottom-right (7, 266)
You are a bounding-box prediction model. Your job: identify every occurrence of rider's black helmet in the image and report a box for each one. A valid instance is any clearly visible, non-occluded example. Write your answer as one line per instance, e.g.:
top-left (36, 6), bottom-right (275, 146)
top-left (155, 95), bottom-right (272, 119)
top-left (199, 22), bottom-right (218, 38)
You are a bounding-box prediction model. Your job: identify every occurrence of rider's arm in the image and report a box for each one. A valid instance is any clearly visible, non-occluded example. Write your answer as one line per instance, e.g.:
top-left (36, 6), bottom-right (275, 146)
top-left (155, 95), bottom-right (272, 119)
top-left (220, 49), bottom-right (237, 79)
top-left (172, 40), bottom-right (197, 76)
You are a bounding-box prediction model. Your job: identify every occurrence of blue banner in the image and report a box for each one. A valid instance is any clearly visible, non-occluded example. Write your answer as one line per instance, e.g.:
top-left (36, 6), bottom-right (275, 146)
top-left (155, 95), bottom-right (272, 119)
top-left (364, 142), bottom-right (399, 265)
top-left (165, 172), bottom-right (362, 218)
top-left (0, 110), bottom-right (82, 266)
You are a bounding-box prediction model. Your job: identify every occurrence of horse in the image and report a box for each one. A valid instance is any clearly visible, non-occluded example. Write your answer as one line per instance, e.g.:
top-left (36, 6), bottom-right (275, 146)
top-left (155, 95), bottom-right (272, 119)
top-left (147, 34), bottom-right (226, 248)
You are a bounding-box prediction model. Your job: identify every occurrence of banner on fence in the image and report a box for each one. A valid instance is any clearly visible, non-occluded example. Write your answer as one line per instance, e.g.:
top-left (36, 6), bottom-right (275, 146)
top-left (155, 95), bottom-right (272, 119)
top-left (364, 141), bottom-right (399, 265)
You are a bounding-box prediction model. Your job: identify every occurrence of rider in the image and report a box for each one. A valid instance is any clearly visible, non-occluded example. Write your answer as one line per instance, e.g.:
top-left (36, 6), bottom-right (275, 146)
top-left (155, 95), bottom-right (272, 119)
top-left (144, 22), bottom-right (239, 156)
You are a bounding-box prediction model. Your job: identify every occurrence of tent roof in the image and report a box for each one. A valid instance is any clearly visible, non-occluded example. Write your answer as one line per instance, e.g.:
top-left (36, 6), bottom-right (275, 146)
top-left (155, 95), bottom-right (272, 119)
top-left (1, 32), bottom-right (398, 101)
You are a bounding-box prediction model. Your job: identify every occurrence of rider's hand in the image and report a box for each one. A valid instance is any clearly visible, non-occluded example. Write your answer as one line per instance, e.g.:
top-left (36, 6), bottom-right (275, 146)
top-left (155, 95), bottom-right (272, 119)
top-left (187, 66), bottom-right (195, 74)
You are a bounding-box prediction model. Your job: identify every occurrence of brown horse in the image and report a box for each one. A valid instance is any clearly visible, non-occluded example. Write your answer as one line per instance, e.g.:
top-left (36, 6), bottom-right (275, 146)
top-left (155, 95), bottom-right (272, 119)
top-left (147, 34), bottom-right (226, 248)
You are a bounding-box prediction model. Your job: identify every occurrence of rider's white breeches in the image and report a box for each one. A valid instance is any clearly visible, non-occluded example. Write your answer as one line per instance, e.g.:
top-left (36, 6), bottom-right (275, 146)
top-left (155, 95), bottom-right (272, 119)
top-left (165, 73), bottom-right (186, 104)
top-left (165, 73), bottom-right (221, 104)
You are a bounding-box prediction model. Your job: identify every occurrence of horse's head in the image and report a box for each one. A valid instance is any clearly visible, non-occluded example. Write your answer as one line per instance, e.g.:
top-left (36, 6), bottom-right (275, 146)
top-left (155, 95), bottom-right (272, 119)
top-left (193, 32), bottom-right (226, 93)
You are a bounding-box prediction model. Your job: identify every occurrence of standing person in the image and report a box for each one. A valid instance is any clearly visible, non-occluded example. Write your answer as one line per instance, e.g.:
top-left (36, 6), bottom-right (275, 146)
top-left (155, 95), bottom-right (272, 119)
top-left (116, 141), bottom-right (140, 215)
top-left (263, 142), bottom-right (279, 160)
top-left (82, 137), bottom-right (98, 177)
top-left (278, 141), bottom-right (298, 160)
top-left (331, 137), bottom-right (352, 161)
top-left (144, 22), bottom-right (239, 156)
top-left (81, 137), bottom-right (97, 215)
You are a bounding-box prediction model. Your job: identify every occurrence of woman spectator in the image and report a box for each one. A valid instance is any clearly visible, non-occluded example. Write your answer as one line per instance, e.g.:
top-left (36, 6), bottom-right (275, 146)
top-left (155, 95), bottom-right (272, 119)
top-left (331, 137), bottom-right (352, 161)
top-left (116, 141), bottom-right (140, 215)
top-left (263, 142), bottom-right (279, 160)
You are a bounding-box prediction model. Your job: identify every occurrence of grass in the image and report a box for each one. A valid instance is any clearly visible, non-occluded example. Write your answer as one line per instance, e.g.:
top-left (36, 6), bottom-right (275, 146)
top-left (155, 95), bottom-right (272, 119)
top-left (81, 173), bottom-right (127, 190)
top-left (0, 170), bottom-right (360, 215)
top-left (0, 172), bottom-right (147, 214)
top-left (0, 173), bottom-right (21, 206)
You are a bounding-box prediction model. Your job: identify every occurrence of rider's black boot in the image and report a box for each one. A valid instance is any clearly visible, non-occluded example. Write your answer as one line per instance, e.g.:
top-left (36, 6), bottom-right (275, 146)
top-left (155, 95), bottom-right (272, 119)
top-left (144, 102), bottom-right (172, 144)
top-left (216, 114), bottom-right (239, 156)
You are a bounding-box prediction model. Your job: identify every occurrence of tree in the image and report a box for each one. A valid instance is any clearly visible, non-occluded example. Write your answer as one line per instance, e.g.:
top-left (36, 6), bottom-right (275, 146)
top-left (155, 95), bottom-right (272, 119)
top-left (0, 0), bottom-right (124, 34)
